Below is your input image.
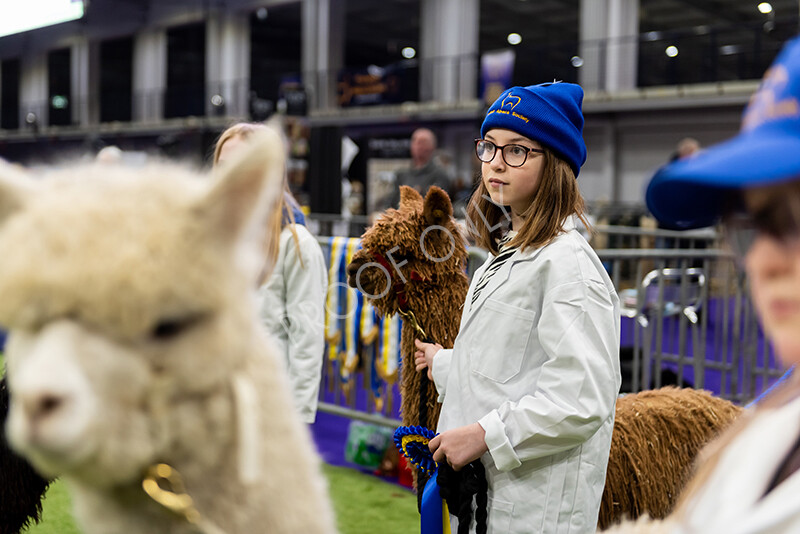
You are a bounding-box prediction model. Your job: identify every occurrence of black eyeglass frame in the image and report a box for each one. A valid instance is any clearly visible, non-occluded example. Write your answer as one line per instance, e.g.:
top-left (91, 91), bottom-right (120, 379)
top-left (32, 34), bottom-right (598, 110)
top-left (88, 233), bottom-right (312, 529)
top-left (722, 191), bottom-right (800, 261)
top-left (474, 138), bottom-right (545, 168)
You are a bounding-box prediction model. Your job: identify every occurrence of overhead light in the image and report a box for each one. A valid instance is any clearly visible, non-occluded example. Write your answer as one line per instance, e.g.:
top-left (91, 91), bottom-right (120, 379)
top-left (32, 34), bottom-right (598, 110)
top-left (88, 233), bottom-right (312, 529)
top-left (758, 2), bottom-right (773, 14)
top-left (367, 65), bottom-right (385, 77)
top-left (51, 95), bottom-right (69, 109)
top-left (719, 45), bottom-right (740, 56)
top-left (401, 47), bottom-right (416, 59)
top-left (256, 7), bottom-right (268, 20)
top-left (645, 31), bottom-right (662, 42)
top-left (665, 45), bottom-right (679, 58)
top-left (507, 33), bottom-right (522, 46)
top-left (571, 56), bottom-right (584, 68)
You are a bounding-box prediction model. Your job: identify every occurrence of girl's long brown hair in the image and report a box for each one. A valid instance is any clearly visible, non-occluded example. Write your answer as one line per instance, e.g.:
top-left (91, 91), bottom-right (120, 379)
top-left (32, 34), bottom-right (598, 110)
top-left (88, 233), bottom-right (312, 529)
top-left (213, 121), bottom-right (304, 284)
top-left (465, 148), bottom-right (591, 254)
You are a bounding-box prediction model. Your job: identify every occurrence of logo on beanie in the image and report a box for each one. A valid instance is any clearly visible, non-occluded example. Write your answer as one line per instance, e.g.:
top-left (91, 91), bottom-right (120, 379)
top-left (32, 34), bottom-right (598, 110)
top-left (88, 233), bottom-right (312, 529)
top-left (487, 91), bottom-right (530, 123)
top-left (501, 93), bottom-right (521, 110)
top-left (742, 65), bottom-right (800, 131)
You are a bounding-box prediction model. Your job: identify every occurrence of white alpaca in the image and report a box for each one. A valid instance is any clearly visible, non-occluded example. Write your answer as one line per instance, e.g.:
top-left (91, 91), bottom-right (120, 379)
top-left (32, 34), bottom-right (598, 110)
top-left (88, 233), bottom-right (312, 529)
top-left (0, 130), bottom-right (337, 534)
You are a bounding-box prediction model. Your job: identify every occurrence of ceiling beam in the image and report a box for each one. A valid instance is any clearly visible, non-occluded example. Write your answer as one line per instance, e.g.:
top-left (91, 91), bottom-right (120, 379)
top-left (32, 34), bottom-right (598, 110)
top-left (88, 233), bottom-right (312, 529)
top-left (668, 0), bottom-right (754, 25)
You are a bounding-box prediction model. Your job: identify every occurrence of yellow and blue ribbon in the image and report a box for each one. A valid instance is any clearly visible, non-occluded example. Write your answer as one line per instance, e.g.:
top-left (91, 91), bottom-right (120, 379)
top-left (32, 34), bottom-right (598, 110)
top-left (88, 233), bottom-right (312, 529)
top-left (394, 425), bottom-right (437, 475)
top-left (393, 426), bottom-right (451, 534)
top-left (341, 238), bottom-right (362, 382)
top-left (324, 236), bottom-right (346, 362)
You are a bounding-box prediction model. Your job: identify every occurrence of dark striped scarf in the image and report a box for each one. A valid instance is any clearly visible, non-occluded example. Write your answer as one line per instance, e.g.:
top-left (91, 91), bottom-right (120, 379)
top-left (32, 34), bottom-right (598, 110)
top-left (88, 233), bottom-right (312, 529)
top-left (470, 233), bottom-right (516, 311)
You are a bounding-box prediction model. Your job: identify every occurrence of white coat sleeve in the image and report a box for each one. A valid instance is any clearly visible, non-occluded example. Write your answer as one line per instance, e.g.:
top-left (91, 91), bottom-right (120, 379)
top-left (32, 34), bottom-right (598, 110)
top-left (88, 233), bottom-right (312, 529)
top-left (282, 229), bottom-right (328, 424)
top-left (478, 279), bottom-right (620, 471)
top-left (431, 348), bottom-right (453, 402)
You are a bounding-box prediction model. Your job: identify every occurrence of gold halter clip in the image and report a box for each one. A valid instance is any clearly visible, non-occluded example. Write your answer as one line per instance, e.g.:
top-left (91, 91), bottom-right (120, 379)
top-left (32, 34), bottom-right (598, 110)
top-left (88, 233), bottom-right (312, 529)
top-left (142, 463), bottom-right (226, 534)
top-left (397, 308), bottom-right (427, 341)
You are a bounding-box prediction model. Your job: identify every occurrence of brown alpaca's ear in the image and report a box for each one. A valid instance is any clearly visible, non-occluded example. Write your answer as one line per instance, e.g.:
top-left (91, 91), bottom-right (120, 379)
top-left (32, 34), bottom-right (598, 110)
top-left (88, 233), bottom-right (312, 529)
top-left (198, 128), bottom-right (285, 273)
top-left (0, 161), bottom-right (36, 225)
top-left (423, 186), bottom-right (453, 227)
top-left (399, 185), bottom-right (424, 211)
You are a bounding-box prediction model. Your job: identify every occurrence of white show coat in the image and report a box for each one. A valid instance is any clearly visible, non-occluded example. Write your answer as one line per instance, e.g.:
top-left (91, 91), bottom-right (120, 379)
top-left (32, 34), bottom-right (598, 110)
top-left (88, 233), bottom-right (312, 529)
top-left (258, 224), bottom-right (327, 424)
top-left (431, 218), bottom-right (621, 534)
top-left (673, 395), bottom-right (800, 534)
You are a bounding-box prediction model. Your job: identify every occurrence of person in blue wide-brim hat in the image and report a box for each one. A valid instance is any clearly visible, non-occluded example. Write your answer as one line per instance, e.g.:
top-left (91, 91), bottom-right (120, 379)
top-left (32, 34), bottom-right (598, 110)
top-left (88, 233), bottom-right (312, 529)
top-left (634, 35), bottom-right (800, 534)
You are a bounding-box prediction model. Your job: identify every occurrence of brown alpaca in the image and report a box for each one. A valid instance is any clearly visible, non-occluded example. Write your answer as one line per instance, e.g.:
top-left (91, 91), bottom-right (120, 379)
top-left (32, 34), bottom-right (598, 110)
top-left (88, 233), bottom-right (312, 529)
top-left (347, 185), bottom-right (743, 527)
top-left (346, 186), bottom-right (469, 435)
top-left (598, 387), bottom-right (742, 530)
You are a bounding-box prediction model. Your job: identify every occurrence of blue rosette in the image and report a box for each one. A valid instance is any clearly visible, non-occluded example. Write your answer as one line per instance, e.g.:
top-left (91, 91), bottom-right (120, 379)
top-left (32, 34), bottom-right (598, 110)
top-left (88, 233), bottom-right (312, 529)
top-left (393, 425), bottom-right (438, 475)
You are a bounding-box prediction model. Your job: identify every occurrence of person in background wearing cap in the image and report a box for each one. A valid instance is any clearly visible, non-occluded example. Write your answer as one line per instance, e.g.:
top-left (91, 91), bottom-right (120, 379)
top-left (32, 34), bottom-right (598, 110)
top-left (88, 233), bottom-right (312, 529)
top-left (414, 83), bottom-right (621, 533)
top-left (617, 36), bottom-right (800, 534)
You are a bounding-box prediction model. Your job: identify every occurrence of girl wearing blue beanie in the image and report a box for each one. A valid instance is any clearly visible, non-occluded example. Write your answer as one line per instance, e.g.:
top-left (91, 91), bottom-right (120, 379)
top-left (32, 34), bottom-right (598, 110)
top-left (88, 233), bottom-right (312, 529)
top-left (415, 82), bottom-right (620, 533)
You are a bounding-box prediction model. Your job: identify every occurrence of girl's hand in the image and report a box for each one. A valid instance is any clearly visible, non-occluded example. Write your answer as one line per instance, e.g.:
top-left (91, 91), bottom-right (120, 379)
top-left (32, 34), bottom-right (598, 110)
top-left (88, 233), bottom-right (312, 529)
top-left (414, 339), bottom-right (442, 380)
top-left (428, 423), bottom-right (488, 471)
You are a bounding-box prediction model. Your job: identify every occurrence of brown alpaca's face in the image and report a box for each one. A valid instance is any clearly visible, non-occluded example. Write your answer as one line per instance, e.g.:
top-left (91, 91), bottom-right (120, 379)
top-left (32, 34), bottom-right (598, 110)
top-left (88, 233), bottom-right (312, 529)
top-left (346, 214), bottom-right (419, 313)
top-left (346, 186), bottom-right (466, 315)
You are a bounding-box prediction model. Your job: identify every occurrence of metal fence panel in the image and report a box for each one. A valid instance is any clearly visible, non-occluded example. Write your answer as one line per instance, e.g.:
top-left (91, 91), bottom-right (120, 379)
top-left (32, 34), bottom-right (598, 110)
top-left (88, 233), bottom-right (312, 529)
top-left (314, 232), bottom-right (784, 424)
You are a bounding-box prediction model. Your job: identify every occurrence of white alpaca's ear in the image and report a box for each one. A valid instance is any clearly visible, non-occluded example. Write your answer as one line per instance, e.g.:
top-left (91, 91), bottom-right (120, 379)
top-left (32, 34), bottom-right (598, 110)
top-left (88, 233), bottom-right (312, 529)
top-left (198, 128), bottom-right (285, 276)
top-left (0, 161), bottom-right (36, 224)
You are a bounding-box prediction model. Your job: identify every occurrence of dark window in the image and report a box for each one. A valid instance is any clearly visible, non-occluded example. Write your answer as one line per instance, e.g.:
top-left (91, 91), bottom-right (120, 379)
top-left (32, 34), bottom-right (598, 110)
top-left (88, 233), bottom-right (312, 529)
top-left (344, 0), bottom-right (419, 69)
top-left (478, 0), bottom-right (579, 87)
top-left (100, 37), bottom-right (133, 122)
top-left (165, 22), bottom-right (206, 119)
top-left (249, 3), bottom-right (302, 118)
top-left (48, 48), bottom-right (72, 126)
top-left (637, 0), bottom-right (797, 86)
top-left (1, 59), bottom-right (20, 130)
top-left (340, 0), bottom-right (420, 106)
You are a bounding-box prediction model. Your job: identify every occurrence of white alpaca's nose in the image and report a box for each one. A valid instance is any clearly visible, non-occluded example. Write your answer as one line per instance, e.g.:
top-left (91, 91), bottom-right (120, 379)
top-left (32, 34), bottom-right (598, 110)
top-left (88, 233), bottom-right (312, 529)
top-left (16, 389), bottom-right (69, 423)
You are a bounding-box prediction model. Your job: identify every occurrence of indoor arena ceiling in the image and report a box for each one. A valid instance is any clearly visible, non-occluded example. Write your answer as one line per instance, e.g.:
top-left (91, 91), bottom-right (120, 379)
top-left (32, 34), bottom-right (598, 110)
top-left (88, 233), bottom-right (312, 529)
top-left (77, 0), bottom-right (800, 70)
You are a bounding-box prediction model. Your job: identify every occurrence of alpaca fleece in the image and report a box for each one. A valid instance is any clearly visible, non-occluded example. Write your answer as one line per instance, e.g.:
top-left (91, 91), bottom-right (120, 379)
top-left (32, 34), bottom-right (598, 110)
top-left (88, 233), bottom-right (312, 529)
top-left (598, 386), bottom-right (742, 530)
top-left (0, 131), bottom-right (336, 534)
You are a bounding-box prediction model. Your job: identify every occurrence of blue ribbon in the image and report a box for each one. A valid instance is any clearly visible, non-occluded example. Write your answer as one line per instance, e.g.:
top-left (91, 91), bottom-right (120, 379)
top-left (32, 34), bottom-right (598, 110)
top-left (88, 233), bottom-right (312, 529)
top-left (421, 469), bottom-right (447, 534)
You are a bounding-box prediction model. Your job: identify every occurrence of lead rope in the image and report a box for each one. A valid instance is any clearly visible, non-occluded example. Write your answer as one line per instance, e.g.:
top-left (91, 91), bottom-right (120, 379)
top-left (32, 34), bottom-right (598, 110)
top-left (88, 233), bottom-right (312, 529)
top-left (398, 307), bottom-right (433, 512)
top-left (400, 307), bottom-right (488, 532)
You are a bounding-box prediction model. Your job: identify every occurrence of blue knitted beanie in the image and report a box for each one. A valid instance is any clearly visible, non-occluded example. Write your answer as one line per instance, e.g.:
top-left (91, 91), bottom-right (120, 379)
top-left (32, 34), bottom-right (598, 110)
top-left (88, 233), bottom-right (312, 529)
top-left (480, 83), bottom-right (587, 177)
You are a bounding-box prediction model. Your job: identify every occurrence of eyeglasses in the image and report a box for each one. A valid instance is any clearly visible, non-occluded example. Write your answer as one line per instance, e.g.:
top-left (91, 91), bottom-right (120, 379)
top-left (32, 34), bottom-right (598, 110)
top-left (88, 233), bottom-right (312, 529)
top-left (474, 139), bottom-right (545, 168)
top-left (723, 197), bottom-right (800, 259)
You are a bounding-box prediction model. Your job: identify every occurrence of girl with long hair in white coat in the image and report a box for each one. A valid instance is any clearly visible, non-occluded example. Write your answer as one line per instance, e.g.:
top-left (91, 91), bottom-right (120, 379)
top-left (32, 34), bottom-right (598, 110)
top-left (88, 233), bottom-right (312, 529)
top-left (613, 35), bottom-right (800, 534)
top-left (415, 83), bottom-right (621, 533)
top-left (215, 122), bottom-right (327, 424)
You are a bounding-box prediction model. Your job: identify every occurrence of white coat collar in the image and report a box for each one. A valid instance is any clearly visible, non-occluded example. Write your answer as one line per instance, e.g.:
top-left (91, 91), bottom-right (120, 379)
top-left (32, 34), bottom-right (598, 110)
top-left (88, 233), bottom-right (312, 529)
top-left (463, 216), bottom-right (577, 322)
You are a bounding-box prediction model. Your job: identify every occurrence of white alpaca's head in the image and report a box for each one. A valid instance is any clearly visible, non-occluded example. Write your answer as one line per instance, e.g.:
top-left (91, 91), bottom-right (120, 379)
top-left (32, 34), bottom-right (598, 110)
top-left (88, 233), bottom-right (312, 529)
top-left (0, 129), bottom-right (284, 486)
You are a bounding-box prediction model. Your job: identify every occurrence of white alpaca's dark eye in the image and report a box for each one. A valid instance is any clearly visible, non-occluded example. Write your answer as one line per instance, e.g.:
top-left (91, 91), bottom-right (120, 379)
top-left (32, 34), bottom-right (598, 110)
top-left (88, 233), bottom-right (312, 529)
top-left (152, 320), bottom-right (184, 339)
top-left (151, 318), bottom-right (194, 340)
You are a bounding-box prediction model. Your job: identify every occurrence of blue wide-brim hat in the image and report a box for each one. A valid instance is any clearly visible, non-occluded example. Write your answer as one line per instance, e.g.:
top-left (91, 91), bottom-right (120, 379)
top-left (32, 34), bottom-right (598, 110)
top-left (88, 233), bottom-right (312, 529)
top-left (646, 36), bottom-right (800, 229)
top-left (481, 83), bottom-right (587, 177)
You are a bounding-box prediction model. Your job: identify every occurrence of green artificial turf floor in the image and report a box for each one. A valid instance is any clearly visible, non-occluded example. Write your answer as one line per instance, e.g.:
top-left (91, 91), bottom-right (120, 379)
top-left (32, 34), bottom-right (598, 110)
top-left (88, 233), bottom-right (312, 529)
top-left (22, 464), bottom-right (418, 534)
